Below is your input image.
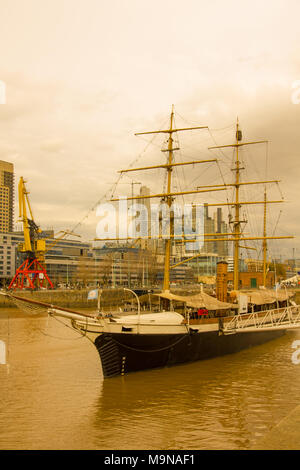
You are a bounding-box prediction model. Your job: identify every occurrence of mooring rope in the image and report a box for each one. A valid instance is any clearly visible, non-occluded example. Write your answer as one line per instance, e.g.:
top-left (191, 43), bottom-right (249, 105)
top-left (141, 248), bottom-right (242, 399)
top-left (110, 333), bottom-right (189, 353)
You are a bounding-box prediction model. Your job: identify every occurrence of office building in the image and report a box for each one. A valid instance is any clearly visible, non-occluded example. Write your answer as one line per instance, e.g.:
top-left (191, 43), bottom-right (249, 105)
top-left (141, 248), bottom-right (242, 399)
top-left (0, 160), bottom-right (14, 232)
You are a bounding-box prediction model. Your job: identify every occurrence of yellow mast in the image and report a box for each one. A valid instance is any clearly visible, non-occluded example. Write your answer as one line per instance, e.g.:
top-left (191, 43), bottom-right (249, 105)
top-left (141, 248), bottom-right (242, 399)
top-left (18, 177), bottom-right (42, 255)
top-left (208, 120), bottom-right (270, 290)
top-left (170, 235), bottom-right (292, 268)
top-left (163, 107), bottom-right (174, 291)
top-left (118, 159), bottom-right (217, 173)
top-left (111, 106), bottom-right (214, 292)
top-left (19, 177), bottom-right (33, 253)
top-left (104, 110), bottom-right (293, 292)
top-left (234, 119), bottom-right (241, 291)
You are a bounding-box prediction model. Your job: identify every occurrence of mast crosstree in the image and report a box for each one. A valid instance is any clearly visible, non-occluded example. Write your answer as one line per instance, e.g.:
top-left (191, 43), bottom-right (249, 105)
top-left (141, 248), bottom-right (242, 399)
top-left (130, 106), bottom-right (213, 292)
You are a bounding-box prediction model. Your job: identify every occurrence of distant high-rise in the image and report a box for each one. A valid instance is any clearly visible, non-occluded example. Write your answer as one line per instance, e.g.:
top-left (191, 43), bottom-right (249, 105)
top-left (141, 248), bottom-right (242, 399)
top-left (0, 161), bottom-right (14, 232)
top-left (192, 204), bottom-right (229, 257)
top-left (138, 185), bottom-right (151, 250)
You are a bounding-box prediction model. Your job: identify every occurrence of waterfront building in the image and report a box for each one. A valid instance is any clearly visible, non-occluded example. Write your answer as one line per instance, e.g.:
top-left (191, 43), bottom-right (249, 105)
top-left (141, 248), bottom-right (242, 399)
top-left (0, 231), bottom-right (91, 286)
top-left (0, 232), bottom-right (23, 283)
top-left (227, 271), bottom-right (275, 289)
top-left (0, 160), bottom-right (14, 233)
top-left (190, 205), bottom-right (229, 257)
top-left (92, 245), bottom-right (161, 287)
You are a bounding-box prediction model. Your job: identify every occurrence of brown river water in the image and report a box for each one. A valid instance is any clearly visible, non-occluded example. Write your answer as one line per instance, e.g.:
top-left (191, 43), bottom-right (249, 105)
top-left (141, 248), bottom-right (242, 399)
top-left (0, 308), bottom-right (300, 450)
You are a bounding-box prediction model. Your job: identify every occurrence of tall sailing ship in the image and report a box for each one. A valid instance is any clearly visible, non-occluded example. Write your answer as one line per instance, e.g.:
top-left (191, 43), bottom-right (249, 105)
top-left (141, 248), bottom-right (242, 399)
top-left (3, 107), bottom-right (300, 378)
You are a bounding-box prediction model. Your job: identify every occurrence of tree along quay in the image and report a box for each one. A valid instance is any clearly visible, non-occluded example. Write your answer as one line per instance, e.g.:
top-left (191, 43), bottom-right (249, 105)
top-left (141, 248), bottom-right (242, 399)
top-left (0, 288), bottom-right (132, 309)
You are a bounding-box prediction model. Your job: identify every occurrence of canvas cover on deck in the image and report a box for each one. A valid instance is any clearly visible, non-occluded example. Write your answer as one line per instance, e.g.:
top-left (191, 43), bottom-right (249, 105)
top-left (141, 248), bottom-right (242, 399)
top-left (230, 289), bottom-right (295, 306)
top-left (138, 293), bottom-right (160, 305)
top-left (155, 291), bottom-right (237, 310)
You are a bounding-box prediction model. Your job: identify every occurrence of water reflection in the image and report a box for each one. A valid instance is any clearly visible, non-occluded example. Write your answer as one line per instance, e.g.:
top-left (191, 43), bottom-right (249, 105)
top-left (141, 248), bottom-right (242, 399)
top-left (0, 310), bottom-right (300, 450)
top-left (93, 331), bottom-right (300, 450)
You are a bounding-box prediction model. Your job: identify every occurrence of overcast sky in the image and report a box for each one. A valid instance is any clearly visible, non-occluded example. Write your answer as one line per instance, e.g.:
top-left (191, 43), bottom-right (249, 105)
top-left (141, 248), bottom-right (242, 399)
top-left (0, 0), bottom-right (300, 261)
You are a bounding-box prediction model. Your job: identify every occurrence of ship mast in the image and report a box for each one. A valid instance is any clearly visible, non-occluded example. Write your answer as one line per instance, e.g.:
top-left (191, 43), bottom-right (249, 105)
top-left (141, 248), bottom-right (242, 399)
top-left (208, 121), bottom-right (274, 290)
top-left (163, 107), bottom-right (174, 291)
top-left (233, 119), bottom-right (242, 291)
top-left (106, 106), bottom-right (224, 292)
top-left (263, 188), bottom-right (267, 286)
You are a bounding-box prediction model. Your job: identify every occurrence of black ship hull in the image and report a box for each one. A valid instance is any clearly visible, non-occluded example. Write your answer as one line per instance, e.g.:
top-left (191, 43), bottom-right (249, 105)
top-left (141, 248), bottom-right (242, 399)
top-left (94, 328), bottom-right (285, 378)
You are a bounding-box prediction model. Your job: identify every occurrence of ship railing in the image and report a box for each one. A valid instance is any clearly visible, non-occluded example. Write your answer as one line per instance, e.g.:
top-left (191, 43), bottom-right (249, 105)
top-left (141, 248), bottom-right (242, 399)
top-left (222, 305), bottom-right (300, 333)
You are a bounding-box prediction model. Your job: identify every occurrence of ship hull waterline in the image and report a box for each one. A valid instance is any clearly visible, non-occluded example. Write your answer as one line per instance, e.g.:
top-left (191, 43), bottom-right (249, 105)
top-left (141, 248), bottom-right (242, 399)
top-left (94, 328), bottom-right (285, 378)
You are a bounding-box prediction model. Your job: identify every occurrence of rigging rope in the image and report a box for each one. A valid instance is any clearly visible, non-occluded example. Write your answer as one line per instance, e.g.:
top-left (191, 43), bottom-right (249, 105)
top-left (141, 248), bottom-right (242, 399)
top-left (69, 121), bottom-right (167, 234)
top-left (36, 314), bottom-right (88, 341)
